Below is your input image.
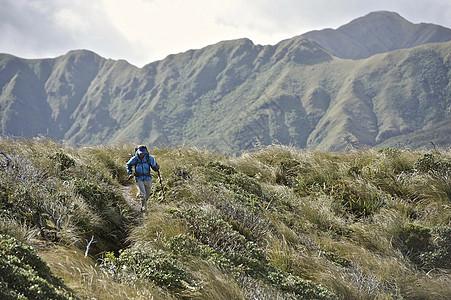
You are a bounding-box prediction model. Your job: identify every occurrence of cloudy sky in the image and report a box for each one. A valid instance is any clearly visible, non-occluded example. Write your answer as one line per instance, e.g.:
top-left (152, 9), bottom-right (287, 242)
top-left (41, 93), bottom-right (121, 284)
top-left (1, 0), bottom-right (450, 67)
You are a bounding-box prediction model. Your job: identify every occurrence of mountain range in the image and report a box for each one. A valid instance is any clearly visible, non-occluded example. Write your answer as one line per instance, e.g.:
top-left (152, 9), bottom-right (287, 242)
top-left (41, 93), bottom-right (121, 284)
top-left (1, 11), bottom-right (450, 152)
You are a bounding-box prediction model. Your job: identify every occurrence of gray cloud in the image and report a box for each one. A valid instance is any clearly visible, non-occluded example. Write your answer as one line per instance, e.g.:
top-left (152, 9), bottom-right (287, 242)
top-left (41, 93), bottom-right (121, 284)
top-left (0, 0), bottom-right (137, 62)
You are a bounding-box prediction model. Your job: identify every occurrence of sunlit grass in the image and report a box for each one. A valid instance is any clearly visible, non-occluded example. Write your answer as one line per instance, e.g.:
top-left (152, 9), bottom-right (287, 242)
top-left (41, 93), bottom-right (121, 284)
top-left (1, 138), bottom-right (450, 299)
top-left (38, 245), bottom-right (167, 300)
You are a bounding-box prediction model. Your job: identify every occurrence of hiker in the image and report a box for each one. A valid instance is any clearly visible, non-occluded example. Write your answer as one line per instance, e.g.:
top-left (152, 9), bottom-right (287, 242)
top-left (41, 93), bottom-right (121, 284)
top-left (126, 145), bottom-right (159, 214)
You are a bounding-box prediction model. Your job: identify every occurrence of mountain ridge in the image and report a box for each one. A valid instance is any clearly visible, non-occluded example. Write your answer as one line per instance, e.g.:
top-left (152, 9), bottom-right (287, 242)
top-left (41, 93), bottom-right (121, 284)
top-left (0, 11), bottom-right (450, 152)
top-left (302, 11), bottom-right (451, 59)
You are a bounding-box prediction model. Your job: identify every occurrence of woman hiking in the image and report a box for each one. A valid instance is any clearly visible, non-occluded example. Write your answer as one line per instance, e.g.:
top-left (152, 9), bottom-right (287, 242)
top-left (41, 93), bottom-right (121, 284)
top-left (126, 145), bottom-right (159, 215)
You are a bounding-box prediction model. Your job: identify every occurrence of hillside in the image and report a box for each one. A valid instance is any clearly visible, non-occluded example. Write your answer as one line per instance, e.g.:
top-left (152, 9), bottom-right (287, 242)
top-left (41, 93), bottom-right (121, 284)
top-left (0, 138), bottom-right (450, 299)
top-left (0, 11), bottom-right (450, 152)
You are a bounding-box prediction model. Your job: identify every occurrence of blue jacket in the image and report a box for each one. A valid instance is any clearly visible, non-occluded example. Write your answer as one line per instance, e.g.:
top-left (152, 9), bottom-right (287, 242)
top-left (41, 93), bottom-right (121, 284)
top-left (126, 153), bottom-right (158, 181)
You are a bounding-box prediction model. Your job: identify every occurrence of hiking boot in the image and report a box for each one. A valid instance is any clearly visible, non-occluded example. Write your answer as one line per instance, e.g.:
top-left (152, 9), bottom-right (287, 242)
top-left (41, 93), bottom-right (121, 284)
top-left (141, 206), bottom-right (147, 216)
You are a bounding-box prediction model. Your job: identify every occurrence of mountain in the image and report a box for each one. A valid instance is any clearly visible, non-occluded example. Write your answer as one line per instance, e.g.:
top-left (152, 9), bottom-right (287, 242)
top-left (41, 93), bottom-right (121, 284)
top-left (303, 11), bottom-right (451, 59)
top-left (0, 11), bottom-right (450, 152)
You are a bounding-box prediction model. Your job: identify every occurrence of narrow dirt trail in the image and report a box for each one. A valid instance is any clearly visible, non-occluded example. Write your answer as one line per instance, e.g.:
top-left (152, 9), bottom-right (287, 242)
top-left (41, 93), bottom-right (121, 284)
top-left (119, 184), bottom-right (143, 219)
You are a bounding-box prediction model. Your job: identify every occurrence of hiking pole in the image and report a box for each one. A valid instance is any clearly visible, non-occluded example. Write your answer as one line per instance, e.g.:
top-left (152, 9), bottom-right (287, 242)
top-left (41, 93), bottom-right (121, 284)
top-left (1, 150), bottom-right (11, 204)
top-left (157, 169), bottom-right (165, 201)
top-left (0, 150), bottom-right (11, 168)
top-left (0, 150), bottom-right (11, 177)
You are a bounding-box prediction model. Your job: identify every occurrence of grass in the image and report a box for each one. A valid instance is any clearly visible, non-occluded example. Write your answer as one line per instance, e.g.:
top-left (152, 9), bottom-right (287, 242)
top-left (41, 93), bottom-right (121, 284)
top-left (38, 245), bottom-right (165, 300)
top-left (1, 137), bottom-right (450, 299)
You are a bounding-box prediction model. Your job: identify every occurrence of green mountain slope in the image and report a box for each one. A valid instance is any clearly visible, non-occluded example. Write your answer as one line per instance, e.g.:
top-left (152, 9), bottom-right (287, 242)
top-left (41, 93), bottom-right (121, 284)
top-left (0, 11), bottom-right (450, 152)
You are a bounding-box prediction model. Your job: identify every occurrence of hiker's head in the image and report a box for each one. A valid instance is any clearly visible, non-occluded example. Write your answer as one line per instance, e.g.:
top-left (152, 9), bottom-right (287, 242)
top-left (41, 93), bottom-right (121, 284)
top-left (136, 146), bottom-right (147, 158)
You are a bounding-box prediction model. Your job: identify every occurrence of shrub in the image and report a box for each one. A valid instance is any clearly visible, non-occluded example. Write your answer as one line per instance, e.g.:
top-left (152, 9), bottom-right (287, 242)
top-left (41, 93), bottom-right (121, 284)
top-left (214, 197), bottom-right (270, 243)
top-left (266, 269), bottom-right (335, 299)
top-left (0, 233), bottom-right (72, 299)
top-left (205, 161), bottom-right (263, 198)
top-left (102, 248), bottom-right (196, 292)
top-left (335, 182), bottom-right (384, 218)
top-left (274, 158), bottom-right (304, 187)
top-left (73, 178), bottom-right (123, 211)
top-left (414, 153), bottom-right (451, 177)
top-left (419, 226), bottom-right (451, 269)
top-left (398, 224), bottom-right (432, 265)
top-left (181, 207), bottom-right (266, 259)
top-left (50, 152), bottom-right (76, 173)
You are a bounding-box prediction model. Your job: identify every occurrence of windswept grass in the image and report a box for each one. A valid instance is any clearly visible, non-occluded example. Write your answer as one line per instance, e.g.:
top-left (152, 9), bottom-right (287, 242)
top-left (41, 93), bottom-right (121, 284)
top-left (1, 137), bottom-right (450, 299)
top-left (38, 245), bottom-right (166, 300)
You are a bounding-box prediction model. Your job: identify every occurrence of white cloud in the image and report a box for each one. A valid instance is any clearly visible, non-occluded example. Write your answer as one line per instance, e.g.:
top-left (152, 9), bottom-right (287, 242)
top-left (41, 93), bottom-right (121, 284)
top-left (103, 0), bottom-right (255, 63)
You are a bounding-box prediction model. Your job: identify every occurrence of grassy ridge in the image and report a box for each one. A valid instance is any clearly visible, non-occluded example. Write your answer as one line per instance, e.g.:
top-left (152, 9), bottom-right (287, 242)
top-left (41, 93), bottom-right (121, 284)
top-left (0, 137), bottom-right (450, 299)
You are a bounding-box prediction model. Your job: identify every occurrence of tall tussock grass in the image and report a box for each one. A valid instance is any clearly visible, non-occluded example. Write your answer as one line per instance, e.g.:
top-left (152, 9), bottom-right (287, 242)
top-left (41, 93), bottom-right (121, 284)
top-left (1, 137), bottom-right (450, 299)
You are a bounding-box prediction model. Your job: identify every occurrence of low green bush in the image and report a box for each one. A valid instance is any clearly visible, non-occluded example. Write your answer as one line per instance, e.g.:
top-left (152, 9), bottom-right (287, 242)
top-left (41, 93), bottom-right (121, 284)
top-left (0, 233), bottom-right (73, 299)
top-left (205, 161), bottom-right (263, 198)
top-left (414, 153), bottom-right (451, 177)
top-left (102, 248), bottom-right (196, 292)
top-left (398, 224), bottom-right (432, 265)
top-left (418, 226), bottom-right (451, 269)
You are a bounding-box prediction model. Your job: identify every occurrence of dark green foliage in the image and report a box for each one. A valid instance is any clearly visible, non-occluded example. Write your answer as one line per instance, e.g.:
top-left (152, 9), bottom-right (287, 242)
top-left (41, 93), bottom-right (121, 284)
top-left (102, 249), bottom-right (195, 292)
top-left (168, 234), bottom-right (213, 257)
top-left (414, 153), bottom-right (451, 177)
top-left (398, 224), bottom-right (432, 266)
top-left (335, 183), bottom-right (383, 218)
top-left (399, 224), bottom-right (431, 253)
top-left (398, 224), bottom-right (451, 269)
top-left (0, 233), bottom-right (73, 299)
top-left (414, 153), bottom-right (451, 201)
top-left (73, 178), bottom-right (123, 211)
top-left (206, 161), bottom-right (263, 198)
top-left (275, 159), bottom-right (304, 187)
top-left (50, 152), bottom-right (76, 172)
top-left (420, 226), bottom-right (451, 268)
top-left (266, 269), bottom-right (335, 300)
top-left (294, 156), bottom-right (341, 195)
top-left (295, 179), bottom-right (383, 218)
top-left (181, 208), bottom-right (265, 259)
top-left (321, 249), bottom-right (352, 268)
top-left (215, 198), bottom-right (270, 243)
top-left (378, 148), bottom-right (415, 174)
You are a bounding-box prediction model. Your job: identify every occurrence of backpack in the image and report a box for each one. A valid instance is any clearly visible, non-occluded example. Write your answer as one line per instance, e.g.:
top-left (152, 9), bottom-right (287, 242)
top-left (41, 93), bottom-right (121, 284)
top-left (133, 145), bottom-right (151, 177)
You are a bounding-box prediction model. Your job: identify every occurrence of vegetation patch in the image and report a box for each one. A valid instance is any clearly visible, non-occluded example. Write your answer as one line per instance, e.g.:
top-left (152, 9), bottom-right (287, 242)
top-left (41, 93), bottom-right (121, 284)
top-left (398, 224), bottom-right (451, 269)
top-left (0, 233), bottom-right (73, 299)
top-left (102, 248), bottom-right (196, 293)
top-left (1, 139), bottom-right (451, 299)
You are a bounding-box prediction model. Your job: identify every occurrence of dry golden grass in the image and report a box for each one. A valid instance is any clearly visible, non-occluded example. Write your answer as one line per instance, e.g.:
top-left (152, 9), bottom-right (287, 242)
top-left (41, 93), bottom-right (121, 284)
top-left (128, 204), bottom-right (189, 250)
top-left (2, 139), bottom-right (450, 299)
top-left (38, 245), bottom-right (168, 300)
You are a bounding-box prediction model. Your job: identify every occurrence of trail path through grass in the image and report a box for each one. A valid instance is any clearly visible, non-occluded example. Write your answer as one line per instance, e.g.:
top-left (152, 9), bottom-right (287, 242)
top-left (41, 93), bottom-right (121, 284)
top-left (120, 183), bottom-right (144, 219)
